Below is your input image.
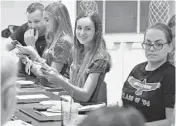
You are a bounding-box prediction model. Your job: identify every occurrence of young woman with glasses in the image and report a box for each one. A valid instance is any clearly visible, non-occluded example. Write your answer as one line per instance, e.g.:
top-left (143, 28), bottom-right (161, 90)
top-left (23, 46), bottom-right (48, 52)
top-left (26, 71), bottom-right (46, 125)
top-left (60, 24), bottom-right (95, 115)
top-left (122, 23), bottom-right (175, 126)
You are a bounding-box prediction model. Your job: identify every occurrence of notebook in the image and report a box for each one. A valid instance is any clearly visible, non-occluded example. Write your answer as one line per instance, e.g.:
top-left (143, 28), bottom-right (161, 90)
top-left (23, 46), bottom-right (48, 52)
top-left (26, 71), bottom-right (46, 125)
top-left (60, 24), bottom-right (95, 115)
top-left (19, 107), bottom-right (62, 122)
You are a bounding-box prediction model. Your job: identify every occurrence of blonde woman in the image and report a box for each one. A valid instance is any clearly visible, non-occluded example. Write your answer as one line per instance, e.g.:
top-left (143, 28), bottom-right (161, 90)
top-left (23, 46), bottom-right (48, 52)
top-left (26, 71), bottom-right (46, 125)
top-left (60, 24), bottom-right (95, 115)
top-left (17, 2), bottom-right (73, 85)
top-left (41, 11), bottom-right (111, 103)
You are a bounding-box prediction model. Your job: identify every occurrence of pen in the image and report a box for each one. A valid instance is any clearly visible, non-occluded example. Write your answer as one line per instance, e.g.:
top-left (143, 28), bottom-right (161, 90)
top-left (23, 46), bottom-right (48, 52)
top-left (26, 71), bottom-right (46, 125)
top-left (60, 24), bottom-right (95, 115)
top-left (18, 101), bottom-right (39, 104)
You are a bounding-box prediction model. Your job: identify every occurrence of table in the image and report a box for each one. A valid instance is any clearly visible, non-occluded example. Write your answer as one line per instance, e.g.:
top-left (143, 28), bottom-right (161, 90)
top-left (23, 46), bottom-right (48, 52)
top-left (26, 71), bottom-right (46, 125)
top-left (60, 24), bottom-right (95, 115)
top-left (14, 77), bottom-right (86, 126)
top-left (14, 75), bottom-right (62, 126)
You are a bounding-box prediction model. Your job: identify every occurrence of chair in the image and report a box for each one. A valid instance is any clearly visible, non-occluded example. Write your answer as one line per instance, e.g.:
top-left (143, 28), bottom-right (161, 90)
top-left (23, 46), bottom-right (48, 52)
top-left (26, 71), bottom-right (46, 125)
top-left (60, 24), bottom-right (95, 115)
top-left (1, 25), bottom-right (19, 38)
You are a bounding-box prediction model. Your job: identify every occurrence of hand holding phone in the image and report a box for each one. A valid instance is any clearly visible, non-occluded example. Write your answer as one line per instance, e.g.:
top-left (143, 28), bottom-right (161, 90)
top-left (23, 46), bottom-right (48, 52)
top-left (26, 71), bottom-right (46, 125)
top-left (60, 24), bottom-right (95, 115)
top-left (11, 40), bottom-right (22, 47)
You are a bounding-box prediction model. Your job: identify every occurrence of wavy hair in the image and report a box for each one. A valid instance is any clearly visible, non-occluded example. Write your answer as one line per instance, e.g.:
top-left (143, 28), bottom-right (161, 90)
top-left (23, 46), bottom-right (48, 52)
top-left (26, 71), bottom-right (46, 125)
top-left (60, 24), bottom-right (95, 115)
top-left (71, 11), bottom-right (106, 86)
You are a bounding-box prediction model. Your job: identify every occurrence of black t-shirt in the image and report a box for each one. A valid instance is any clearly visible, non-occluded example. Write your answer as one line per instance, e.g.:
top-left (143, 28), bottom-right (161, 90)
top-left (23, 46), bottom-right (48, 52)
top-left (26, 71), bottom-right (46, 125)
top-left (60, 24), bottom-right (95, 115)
top-left (10, 23), bottom-right (46, 76)
top-left (10, 23), bottom-right (46, 57)
top-left (122, 61), bottom-right (175, 122)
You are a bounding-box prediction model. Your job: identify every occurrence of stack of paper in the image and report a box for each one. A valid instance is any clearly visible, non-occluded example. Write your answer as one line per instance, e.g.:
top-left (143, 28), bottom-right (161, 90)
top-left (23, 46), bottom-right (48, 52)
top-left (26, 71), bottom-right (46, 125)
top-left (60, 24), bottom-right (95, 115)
top-left (78, 103), bottom-right (106, 112)
top-left (5, 120), bottom-right (33, 126)
top-left (16, 94), bottom-right (49, 100)
top-left (15, 80), bottom-right (35, 88)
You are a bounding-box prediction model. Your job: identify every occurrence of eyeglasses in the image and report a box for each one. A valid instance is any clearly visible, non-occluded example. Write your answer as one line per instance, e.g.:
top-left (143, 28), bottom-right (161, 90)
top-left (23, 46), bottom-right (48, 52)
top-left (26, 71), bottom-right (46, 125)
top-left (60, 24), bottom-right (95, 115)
top-left (141, 42), bottom-right (168, 50)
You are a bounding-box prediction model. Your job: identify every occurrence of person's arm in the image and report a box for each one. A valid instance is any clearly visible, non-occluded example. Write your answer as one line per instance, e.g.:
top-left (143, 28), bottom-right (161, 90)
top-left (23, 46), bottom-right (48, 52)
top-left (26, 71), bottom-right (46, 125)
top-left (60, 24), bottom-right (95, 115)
top-left (30, 61), bottom-right (43, 76)
top-left (62, 73), bottom-right (100, 102)
top-left (145, 108), bottom-right (173, 126)
top-left (43, 58), bottom-right (109, 102)
top-left (51, 62), bottom-right (64, 73)
top-left (44, 71), bottom-right (100, 102)
top-left (146, 66), bottom-right (175, 126)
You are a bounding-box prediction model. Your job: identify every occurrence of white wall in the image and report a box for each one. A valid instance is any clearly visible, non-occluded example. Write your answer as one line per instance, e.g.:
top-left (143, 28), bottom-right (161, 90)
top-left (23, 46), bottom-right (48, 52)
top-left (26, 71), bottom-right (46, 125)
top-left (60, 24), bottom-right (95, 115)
top-left (1, 0), bottom-right (76, 31)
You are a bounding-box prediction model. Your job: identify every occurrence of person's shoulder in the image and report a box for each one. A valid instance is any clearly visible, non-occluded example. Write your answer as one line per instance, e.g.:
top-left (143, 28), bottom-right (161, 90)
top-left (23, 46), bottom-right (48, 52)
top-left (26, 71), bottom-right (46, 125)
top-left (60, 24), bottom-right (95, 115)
top-left (57, 33), bottom-right (73, 50)
top-left (162, 62), bottom-right (175, 74)
top-left (61, 34), bottom-right (72, 42)
top-left (93, 49), bottom-right (110, 62)
top-left (60, 32), bottom-right (72, 43)
top-left (19, 22), bottom-right (29, 31)
top-left (91, 49), bottom-right (111, 72)
top-left (131, 61), bottom-right (146, 69)
top-left (131, 61), bottom-right (147, 72)
top-left (136, 61), bottom-right (147, 67)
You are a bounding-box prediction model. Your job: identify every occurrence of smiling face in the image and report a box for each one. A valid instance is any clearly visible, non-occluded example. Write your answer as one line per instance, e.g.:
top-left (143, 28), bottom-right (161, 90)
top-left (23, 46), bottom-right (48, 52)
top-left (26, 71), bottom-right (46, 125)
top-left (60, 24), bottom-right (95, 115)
top-left (43, 11), bottom-right (57, 33)
top-left (27, 9), bottom-right (46, 36)
top-left (76, 17), bottom-right (95, 46)
top-left (144, 29), bottom-right (172, 63)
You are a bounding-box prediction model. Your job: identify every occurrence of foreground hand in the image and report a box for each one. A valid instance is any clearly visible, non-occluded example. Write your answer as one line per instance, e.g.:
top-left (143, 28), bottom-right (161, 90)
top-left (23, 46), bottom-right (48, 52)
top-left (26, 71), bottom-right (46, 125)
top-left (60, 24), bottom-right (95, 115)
top-left (24, 28), bottom-right (39, 47)
top-left (41, 67), bottom-right (64, 85)
top-left (16, 45), bottom-right (39, 61)
top-left (18, 54), bottom-right (28, 64)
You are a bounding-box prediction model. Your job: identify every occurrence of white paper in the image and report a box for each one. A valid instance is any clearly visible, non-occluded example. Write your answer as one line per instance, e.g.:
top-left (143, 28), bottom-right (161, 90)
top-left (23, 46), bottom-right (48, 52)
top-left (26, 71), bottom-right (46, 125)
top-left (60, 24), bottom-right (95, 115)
top-left (40, 100), bottom-right (62, 106)
top-left (78, 103), bottom-right (106, 111)
top-left (15, 80), bottom-right (35, 85)
top-left (52, 92), bottom-right (59, 95)
top-left (16, 94), bottom-right (49, 99)
top-left (5, 120), bottom-right (33, 126)
top-left (40, 111), bottom-right (61, 116)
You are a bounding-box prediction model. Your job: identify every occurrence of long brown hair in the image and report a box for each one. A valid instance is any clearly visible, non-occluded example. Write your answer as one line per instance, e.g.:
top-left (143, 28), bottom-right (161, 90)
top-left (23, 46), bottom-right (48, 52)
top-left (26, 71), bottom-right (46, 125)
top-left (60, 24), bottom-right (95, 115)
top-left (71, 11), bottom-right (105, 87)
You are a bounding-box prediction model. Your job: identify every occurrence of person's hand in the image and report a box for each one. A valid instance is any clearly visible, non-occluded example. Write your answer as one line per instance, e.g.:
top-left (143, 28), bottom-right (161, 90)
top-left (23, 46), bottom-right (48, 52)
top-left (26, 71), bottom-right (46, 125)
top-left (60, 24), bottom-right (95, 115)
top-left (24, 28), bottom-right (39, 47)
top-left (16, 45), bottom-right (40, 61)
top-left (24, 57), bottom-right (33, 75)
top-left (18, 54), bottom-right (28, 64)
top-left (31, 61), bottom-right (43, 76)
top-left (18, 55), bottom-right (32, 75)
top-left (41, 66), bottom-right (64, 85)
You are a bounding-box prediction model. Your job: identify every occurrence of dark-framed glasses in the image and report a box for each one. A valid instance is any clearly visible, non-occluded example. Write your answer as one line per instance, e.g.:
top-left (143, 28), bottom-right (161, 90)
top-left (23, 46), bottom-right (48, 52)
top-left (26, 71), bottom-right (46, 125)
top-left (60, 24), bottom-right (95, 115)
top-left (141, 42), bottom-right (168, 50)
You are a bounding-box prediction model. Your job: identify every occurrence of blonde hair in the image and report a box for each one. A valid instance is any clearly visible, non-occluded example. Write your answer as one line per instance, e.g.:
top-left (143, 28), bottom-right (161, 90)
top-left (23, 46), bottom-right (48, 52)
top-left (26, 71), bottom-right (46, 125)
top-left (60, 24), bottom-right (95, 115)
top-left (71, 11), bottom-right (107, 87)
top-left (44, 2), bottom-right (73, 46)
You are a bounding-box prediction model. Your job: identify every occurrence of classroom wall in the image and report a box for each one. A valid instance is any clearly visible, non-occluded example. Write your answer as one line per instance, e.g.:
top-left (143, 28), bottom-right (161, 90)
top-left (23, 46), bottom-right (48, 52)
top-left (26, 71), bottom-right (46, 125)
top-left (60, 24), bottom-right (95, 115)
top-left (1, 0), bottom-right (76, 31)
